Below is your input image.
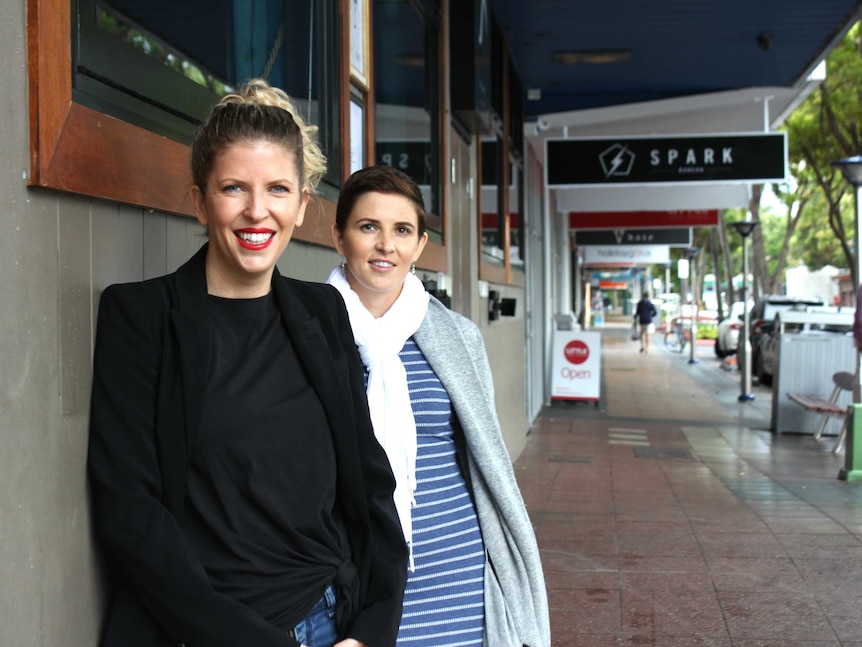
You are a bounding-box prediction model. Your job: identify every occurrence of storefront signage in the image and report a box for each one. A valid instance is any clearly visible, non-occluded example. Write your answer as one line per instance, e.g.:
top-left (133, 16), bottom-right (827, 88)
top-left (583, 245), bottom-right (671, 267)
top-left (547, 133), bottom-right (787, 186)
top-left (569, 210), bottom-right (719, 229)
top-left (574, 228), bottom-right (691, 246)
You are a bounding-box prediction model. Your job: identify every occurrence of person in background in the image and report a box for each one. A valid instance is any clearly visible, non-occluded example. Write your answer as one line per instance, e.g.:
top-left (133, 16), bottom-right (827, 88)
top-left (88, 80), bottom-right (407, 647)
top-left (635, 291), bottom-right (658, 353)
top-left (327, 165), bottom-right (550, 647)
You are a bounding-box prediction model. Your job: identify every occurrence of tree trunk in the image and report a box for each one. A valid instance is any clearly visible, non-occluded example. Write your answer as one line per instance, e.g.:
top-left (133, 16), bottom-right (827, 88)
top-left (710, 228), bottom-right (724, 319)
top-left (748, 184), bottom-right (766, 298)
top-left (718, 211), bottom-right (736, 303)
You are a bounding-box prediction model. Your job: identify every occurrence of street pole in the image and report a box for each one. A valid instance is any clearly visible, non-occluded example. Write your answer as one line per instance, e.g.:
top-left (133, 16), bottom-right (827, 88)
top-left (854, 182), bottom-right (862, 405)
top-left (831, 156), bottom-right (862, 479)
top-left (847, 181), bottom-right (862, 480)
top-left (665, 262), bottom-right (671, 296)
top-left (688, 250), bottom-right (698, 364)
top-left (732, 221), bottom-right (758, 402)
top-left (739, 233), bottom-right (754, 399)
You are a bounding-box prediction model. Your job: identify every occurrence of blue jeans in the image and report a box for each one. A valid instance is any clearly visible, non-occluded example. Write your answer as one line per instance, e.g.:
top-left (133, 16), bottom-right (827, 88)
top-left (290, 585), bottom-right (338, 647)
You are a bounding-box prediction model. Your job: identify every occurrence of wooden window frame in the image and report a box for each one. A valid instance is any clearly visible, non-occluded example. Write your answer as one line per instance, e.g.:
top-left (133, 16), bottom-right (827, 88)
top-left (27, 0), bottom-right (446, 262)
top-left (26, 0), bottom-right (320, 248)
top-left (478, 25), bottom-right (525, 287)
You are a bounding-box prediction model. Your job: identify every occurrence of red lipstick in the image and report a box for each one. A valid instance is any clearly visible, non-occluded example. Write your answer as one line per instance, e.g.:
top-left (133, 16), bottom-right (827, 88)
top-left (235, 228), bottom-right (275, 250)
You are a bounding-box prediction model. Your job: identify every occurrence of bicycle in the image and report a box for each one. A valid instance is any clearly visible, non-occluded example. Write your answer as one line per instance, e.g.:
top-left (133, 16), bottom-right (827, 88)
top-left (664, 319), bottom-right (688, 353)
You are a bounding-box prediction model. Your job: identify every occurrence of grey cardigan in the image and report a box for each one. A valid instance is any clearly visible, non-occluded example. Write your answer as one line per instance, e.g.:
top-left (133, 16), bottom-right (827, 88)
top-left (413, 298), bottom-right (551, 647)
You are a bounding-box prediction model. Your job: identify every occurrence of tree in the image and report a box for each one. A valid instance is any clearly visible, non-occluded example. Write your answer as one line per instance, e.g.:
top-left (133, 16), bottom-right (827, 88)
top-left (789, 185), bottom-right (847, 269)
top-left (784, 22), bottom-right (862, 289)
top-left (722, 193), bottom-right (798, 298)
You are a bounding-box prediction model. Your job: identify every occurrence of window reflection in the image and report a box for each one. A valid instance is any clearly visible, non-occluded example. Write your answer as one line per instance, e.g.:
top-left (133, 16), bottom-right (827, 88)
top-left (480, 139), bottom-right (522, 268)
top-left (510, 162), bottom-right (522, 269)
top-left (78, 0), bottom-right (340, 185)
top-left (372, 0), bottom-right (442, 242)
top-left (481, 138), bottom-right (504, 263)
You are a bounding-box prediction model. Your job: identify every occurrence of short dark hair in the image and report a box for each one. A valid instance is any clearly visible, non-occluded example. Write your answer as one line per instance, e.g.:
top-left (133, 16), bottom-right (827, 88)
top-left (334, 165), bottom-right (426, 237)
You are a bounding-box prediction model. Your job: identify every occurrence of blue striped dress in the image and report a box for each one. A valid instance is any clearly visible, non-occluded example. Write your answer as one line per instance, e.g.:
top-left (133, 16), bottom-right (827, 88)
top-left (394, 338), bottom-right (486, 646)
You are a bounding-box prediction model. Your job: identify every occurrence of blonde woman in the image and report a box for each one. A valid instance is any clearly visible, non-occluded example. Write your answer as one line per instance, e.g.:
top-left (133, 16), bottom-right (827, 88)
top-left (88, 81), bottom-right (407, 647)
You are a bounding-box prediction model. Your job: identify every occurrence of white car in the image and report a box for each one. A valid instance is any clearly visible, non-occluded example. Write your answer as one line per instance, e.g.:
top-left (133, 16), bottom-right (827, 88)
top-left (714, 301), bottom-right (748, 358)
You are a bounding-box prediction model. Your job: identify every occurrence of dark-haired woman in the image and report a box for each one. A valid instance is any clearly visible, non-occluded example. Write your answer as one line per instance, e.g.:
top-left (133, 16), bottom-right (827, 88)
top-left (328, 165), bottom-right (550, 647)
top-left (88, 81), bottom-right (407, 647)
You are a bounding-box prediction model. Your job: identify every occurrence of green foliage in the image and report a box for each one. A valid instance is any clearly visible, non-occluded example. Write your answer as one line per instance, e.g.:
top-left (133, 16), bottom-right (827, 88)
top-left (790, 190), bottom-right (850, 267)
top-left (97, 6), bottom-right (231, 96)
top-left (782, 22), bottom-right (862, 283)
top-left (722, 206), bottom-right (788, 275)
top-left (696, 322), bottom-right (718, 340)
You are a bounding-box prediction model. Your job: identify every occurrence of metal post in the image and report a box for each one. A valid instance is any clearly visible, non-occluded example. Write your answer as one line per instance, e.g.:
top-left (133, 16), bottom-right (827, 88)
top-left (665, 263), bottom-right (671, 296)
top-left (739, 232), bottom-right (755, 401)
top-left (855, 183), bottom-right (862, 404)
top-left (731, 220), bottom-right (757, 401)
top-left (688, 252), bottom-right (698, 364)
top-left (839, 181), bottom-right (862, 479)
top-left (831, 156), bottom-right (862, 478)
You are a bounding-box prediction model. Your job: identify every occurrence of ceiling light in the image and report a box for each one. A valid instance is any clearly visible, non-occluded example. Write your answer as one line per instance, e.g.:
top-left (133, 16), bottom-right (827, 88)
top-left (554, 49), bottom-right (631, 65)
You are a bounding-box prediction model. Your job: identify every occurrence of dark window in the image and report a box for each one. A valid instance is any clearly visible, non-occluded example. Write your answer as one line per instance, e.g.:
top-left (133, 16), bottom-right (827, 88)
top-left (372, 0), bottom-right (443, 242)
top-left (73, 0), bottom-right (341, 187)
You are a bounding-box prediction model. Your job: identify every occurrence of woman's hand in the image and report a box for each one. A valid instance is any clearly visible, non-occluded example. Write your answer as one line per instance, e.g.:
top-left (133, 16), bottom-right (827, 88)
top-left (334, 640), bottom-right (366, 647)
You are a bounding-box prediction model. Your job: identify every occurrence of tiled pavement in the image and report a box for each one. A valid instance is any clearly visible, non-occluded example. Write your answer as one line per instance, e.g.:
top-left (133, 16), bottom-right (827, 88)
top-left (513, 320), bottom-right (862, 646)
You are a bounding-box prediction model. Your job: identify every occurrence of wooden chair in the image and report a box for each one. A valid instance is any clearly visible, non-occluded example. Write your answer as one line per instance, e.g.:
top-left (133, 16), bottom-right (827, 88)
top-left (787, 371), bottom-right (853, 453)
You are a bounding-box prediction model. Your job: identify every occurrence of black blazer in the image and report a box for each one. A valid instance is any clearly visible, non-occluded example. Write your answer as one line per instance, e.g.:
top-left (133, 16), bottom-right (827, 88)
top-left (88, 245), bottom-right (407, 647)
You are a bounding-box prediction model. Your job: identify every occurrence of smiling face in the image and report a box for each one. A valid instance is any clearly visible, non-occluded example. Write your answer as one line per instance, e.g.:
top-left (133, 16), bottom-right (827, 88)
top-left (191, 139), bottom-right (309, 298)
top-left (333, 191), bottom-right (428, 317)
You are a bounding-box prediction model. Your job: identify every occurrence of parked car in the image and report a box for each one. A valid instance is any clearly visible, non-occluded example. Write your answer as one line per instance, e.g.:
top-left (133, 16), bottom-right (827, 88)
top-left (714, 301), bottom-right (749, 358)
top-left (738, 296), bottom-right (825, 384)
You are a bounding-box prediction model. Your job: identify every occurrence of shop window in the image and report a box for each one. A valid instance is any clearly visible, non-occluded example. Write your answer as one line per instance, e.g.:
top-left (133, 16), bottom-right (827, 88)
top-left (73, 0), bottom-right (342, 188)
top-left (28, 0), bottom-right (343, 222)
top-left (372, 0), bottom-right (443, 243)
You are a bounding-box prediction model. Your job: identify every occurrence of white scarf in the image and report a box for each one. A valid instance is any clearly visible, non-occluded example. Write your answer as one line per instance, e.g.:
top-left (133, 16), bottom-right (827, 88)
top-left (327, 266), bottom-right (429, 566)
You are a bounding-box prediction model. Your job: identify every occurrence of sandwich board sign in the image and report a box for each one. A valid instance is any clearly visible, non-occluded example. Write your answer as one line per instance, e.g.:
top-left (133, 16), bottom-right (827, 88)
top-left (551, 331), bottom-right (601, 402)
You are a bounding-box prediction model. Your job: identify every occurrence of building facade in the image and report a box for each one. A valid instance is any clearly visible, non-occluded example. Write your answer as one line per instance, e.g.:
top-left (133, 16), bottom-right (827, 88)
top-left (3, 1), bottom-right (550, 643)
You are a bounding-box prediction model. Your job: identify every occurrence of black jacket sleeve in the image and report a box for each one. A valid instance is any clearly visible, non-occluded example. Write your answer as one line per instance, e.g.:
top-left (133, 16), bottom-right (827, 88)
top-left (328, 290), bottom-right (408, 646)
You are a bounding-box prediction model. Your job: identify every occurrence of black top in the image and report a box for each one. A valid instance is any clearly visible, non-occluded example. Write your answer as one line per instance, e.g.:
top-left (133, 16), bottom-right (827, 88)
top-left (186, 293), bottom-right (348, 631)
top-left (635, 298), bottom-right (657, 324)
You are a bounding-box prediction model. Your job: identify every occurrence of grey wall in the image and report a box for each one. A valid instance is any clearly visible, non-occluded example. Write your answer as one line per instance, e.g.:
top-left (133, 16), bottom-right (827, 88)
top-left (478, 286), bottom-right (528, 459)
top-left (3, 1), bottom-right (533, 643)
top-left (1, 1), bottom-right (102, 642)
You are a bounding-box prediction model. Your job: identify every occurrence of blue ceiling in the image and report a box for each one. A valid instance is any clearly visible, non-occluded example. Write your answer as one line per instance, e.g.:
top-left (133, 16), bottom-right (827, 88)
top-left (487, 0), bottom-right (862, 119)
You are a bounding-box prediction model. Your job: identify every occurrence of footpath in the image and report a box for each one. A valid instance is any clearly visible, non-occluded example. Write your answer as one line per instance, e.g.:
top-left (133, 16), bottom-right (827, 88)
top-left (514, 316), bottom-right (862, 646)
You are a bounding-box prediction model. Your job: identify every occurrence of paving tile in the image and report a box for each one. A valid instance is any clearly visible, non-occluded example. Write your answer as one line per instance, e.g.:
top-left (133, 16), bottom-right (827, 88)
top-left (706, 556), bottom-right (806, 592)
top-left (517, 326), bottom-right (862, 647)
top-left (696, 532), bottom-right (787, 559)
top-left (621, 590), bottom-right (728, 638)
top-left (717, 591), bottom-right (837, 642)
top-left (617, 531), bottom-right (703, 558)
top-left (618, 555), bottom-right (708, 573)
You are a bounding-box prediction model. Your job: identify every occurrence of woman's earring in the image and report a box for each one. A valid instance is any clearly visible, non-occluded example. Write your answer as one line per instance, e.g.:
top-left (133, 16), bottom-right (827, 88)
top-left (410, 263), bottom-right (416, 275)
top-left (339, 257), bottom-right (346, 271)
